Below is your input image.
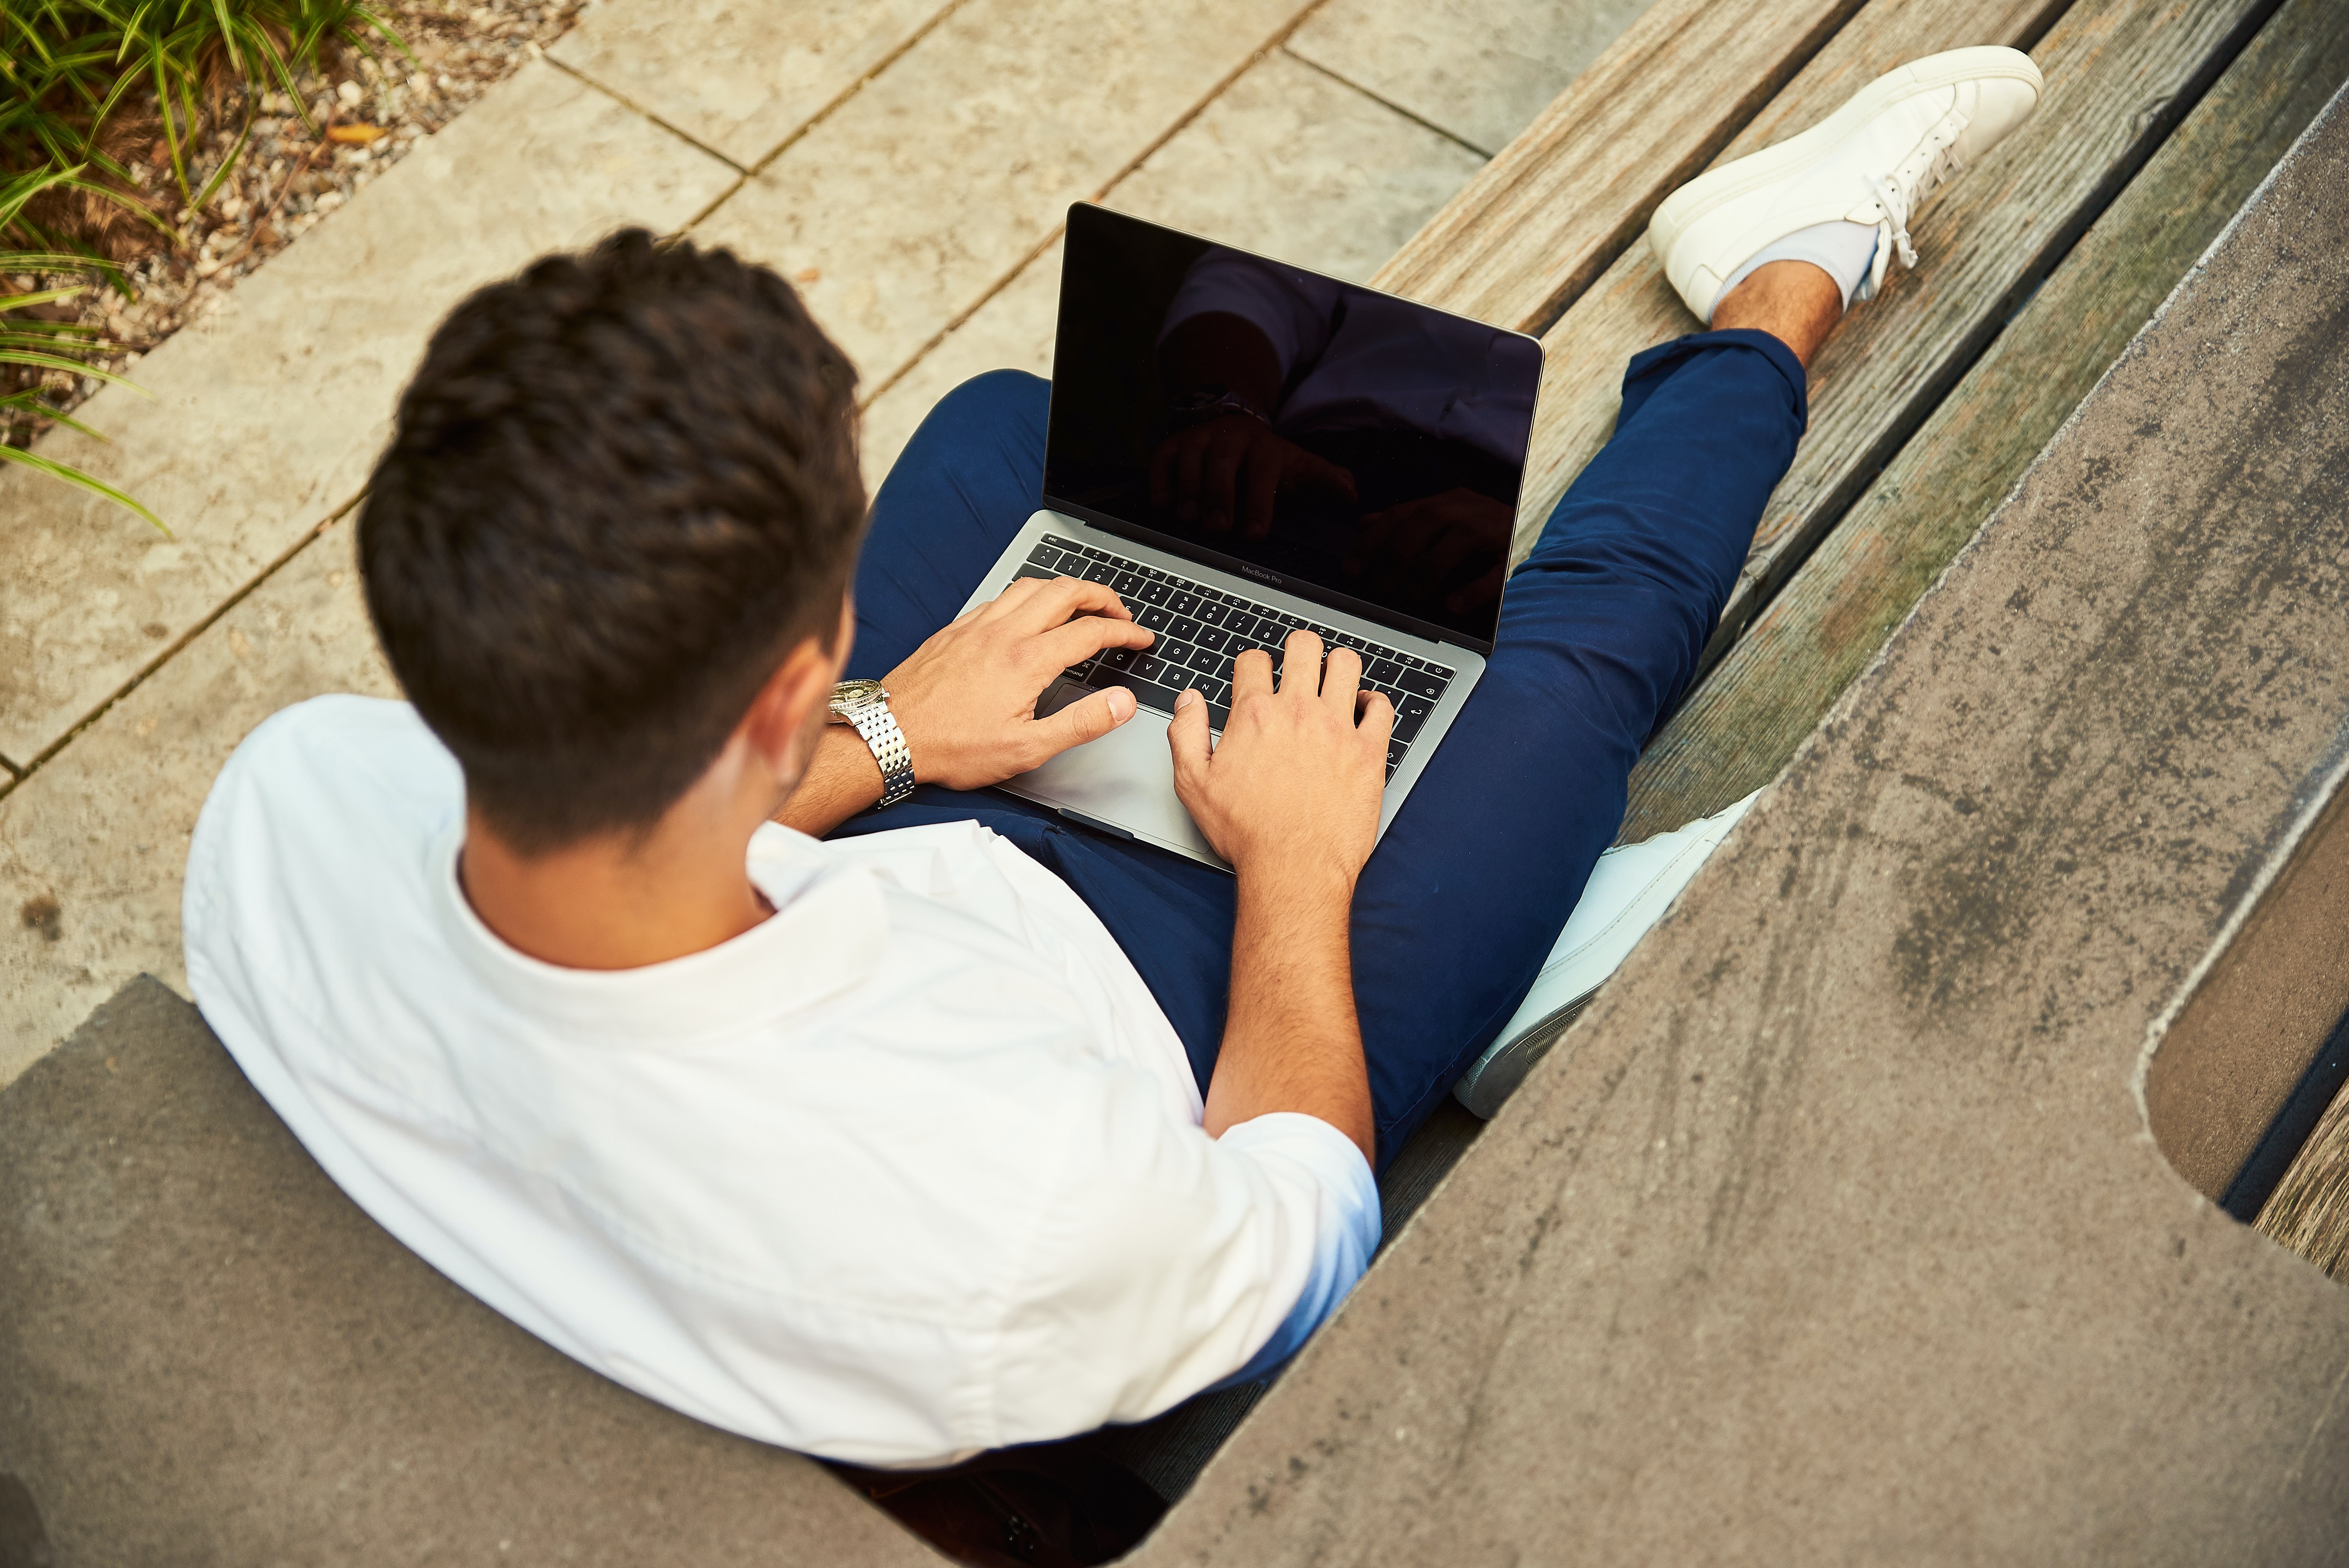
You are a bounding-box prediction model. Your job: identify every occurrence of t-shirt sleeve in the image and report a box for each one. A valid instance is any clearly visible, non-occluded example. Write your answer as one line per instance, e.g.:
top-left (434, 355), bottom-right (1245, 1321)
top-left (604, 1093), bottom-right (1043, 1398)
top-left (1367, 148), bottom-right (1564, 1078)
top-left (986, 1070), bottom-right (1379, 1446)
top-left (1158, 247), bottom-right (1345, 383)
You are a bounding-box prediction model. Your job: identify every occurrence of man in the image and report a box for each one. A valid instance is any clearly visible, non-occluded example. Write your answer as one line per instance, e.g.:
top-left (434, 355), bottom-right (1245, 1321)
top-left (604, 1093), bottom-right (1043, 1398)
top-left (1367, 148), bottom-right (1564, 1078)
top-left (184, 50), bottom-right (2039, 1467)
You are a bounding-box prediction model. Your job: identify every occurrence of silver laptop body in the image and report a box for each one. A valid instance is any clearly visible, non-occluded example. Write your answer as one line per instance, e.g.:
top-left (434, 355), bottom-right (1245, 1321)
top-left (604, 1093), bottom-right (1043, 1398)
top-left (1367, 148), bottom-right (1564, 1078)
top-left (954, 204), bottom-right (1544, 870)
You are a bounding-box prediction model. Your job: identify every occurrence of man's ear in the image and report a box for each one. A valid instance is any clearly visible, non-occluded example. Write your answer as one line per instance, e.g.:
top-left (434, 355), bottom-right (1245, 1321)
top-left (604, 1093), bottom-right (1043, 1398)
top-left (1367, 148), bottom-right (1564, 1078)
top-left (741, 631), bottom-right (840, 777)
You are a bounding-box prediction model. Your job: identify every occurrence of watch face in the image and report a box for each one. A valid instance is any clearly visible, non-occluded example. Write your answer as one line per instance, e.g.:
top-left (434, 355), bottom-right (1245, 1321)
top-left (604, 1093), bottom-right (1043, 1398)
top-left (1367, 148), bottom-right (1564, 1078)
top-left (828, 678), bottom-right (886, 720)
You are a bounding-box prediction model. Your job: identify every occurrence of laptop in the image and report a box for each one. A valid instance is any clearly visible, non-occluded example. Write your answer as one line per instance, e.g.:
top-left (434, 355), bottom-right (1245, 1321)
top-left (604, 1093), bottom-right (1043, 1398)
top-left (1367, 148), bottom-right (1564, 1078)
top-left (957, 202), bottom-right (1545, 868)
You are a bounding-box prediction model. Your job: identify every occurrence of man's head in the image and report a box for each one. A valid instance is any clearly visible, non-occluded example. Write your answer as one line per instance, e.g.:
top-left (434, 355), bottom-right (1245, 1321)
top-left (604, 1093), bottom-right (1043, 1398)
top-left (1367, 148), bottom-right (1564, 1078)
top-left (359, 229), bottom-right (864, 855)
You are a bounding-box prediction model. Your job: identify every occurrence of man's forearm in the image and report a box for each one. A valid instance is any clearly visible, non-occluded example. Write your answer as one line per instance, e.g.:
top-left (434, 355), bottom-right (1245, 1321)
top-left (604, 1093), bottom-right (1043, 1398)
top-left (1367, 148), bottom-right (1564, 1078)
top-left (772, 728), bottom-right (886, 837)
top-left (1204, 860), bottom-right (1375, 1164)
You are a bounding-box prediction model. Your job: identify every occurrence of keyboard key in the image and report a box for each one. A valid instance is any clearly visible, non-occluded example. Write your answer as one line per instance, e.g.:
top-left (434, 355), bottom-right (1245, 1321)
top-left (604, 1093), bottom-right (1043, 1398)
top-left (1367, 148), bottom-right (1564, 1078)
top-left (1222, 613), bottom-right (1257, 640)
top-left (1395, 668), bottom-right (1446, 700)
top-left (1131, 653), bottom-right (1169, 683)
top-left (1387, 737), bottom-right (1410, 771)
top-left (1208, 702), bottom-right (1232, 732)
top-left (1043, 534), bottom-right (1079, 551)
top-left (1186, 646), bottom-right (1222, 676)
top-left (1394, 696), bottom-right (1434, 741)
top-left (1367, 658), bottom-right (1403, 686)
top-left (1196, 626), bottom-right (1231, 653)
top-left (1198, 602), bottom-right (1231, 627)
top-left (1100, 646), bottom-right (1136, 671)
top-left (1112, 570), bottom-right (1144, 596)
top-left (1028, 546), bottom-right (1063, 571)
top-left (1167, 616), bottom-right (1203, 642)
top-left (1169, 591), bottom-right (1202, 617)
top-left (1430, 665), bottom-right (1456, 683)
top-left (1137, 605), bottom-right (1173, 632)
top-left (1014, 564), bottom-right (1057, 585)
top-left (1138, 580), bottom-right (1172, 606)
top-left (1081, 559), bottom-right (1118, 585)
top-left (1201, 677), bottom-right (1230, 704)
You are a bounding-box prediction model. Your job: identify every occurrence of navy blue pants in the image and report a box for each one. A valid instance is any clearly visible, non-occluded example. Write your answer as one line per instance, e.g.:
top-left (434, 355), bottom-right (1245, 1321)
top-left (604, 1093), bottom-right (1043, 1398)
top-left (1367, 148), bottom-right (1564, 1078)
top-left (833, 330), bottom-right (1807, 1167)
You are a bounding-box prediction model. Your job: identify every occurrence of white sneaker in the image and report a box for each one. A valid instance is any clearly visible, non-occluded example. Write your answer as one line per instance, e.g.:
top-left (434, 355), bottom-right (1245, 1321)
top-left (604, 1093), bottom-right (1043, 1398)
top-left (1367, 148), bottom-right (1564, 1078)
top-left (1649, 46), bottom-right (2043, 322)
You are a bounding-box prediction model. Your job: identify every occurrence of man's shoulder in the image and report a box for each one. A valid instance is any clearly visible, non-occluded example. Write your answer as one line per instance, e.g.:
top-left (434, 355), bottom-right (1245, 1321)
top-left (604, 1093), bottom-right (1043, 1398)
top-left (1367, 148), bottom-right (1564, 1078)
top-left (186, 695), bottom-right (460, 943)
top-left (203, 696), bottom-right (457, 837)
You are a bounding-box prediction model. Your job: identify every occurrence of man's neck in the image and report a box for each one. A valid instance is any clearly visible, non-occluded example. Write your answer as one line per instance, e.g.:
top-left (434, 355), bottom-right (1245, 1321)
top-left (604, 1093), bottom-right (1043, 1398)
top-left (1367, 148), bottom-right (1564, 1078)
top-left (458, 801), bottom-right (774, 972)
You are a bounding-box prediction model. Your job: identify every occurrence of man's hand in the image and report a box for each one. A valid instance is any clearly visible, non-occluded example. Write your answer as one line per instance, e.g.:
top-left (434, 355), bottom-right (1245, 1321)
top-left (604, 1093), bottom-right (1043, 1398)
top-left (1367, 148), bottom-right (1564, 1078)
top-left (1149, 417), bottom-right (1356, 539)
top-left (1166, 630), bottom-right (1393, 877)
top-left (1171, 630), bottom-right (1387, 1163)
top-left (1343, 486), bottom-right (1512, 617)
top-left (886, 576), bottom-right (1156, 790)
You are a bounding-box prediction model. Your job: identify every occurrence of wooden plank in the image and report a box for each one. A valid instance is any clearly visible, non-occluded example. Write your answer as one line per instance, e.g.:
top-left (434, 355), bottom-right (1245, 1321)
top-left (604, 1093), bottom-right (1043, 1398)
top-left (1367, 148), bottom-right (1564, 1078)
top-left (1615, 0), bottom-right (2349, 843)
top-left (2259, 1069), bottom-right (2349, 1282)
top-left (1517, 0), bottom-right (2269, 649)
top-left (1366, 0), bottom-right (1869, 329)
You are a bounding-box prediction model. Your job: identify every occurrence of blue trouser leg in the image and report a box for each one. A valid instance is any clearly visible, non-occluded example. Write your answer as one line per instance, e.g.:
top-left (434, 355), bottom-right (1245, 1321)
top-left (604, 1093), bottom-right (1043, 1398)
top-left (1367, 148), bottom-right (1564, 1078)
top-left (833, 336), bottom-right (1808, 1167)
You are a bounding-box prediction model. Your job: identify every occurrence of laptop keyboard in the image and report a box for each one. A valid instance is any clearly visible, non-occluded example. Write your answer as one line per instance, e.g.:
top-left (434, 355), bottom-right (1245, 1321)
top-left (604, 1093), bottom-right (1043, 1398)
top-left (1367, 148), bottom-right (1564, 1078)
top-left (1016, 534), bottom-right (1456, 783)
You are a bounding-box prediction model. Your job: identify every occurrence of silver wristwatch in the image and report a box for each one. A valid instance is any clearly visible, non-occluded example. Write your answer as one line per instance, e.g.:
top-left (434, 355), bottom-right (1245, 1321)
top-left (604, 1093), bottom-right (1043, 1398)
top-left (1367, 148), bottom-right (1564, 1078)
top-left (827, 679), bottom-right (917, 808)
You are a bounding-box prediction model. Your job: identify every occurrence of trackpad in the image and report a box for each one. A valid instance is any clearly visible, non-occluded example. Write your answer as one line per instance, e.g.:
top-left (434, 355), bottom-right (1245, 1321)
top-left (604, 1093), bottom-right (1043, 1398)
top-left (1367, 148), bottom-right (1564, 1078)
top-left (1016, 683), bottom-right (1222, 864)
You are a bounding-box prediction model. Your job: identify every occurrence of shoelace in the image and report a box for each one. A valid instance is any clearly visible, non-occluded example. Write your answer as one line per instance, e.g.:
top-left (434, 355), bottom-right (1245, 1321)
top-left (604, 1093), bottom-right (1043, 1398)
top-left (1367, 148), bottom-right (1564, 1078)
top-left (1858, 131), bottom-right (1966, 299)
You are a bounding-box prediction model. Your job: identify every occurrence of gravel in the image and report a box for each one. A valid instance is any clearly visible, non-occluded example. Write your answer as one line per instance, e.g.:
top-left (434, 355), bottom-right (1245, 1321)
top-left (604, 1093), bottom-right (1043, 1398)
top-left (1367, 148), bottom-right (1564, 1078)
top-left (7, 0), bottom-right (588, 446)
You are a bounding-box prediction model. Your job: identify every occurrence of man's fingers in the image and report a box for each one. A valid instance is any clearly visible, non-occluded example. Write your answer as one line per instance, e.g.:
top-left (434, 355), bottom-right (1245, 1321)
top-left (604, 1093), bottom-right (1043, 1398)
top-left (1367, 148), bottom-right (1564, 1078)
top-left (1357, 688), bottom-right (1396, 739)
top-left (1279, 629), bottom-right (1325, 695)
top-left (1345, 502), bottom-right (1413, 574)
top-left (1148, 434), bottom-right (1178, 508)
top-left (1446, 561), bottom-right (1507, 615)
top-left (1230, 646), bottom-right (1276, 701)
top-left (1165, 687), bottom-right (1213, 782)
top-left (1002, 574), bottom-right (1133, 632)
top-left (1038, 611), bottom-right (1154, 670)
top-left (1038, 683), bottom-right (1138, 760)
top-left (1297, 448), bottom-right (1358, 502)
top-left (1174, 431), bottom-right (1209, 522)
top-left (1321, 646), bottom-right (1363, 710)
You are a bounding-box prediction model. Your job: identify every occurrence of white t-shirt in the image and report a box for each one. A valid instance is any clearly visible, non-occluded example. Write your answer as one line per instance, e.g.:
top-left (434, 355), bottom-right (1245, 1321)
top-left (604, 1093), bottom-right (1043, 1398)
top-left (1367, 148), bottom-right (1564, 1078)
top-left (183, 695), bottom-right (1377, 1467)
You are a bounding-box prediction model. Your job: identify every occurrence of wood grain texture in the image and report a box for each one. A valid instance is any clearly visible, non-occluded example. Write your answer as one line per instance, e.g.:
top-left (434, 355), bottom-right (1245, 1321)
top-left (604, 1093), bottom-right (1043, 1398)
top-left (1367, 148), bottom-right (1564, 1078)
top-left (1365, 0), bottom-right (1867, 330)
top-left (1615, 0), bottom-right (2349, 844)
top-left (1517, 0), bottom-right (2266, 638)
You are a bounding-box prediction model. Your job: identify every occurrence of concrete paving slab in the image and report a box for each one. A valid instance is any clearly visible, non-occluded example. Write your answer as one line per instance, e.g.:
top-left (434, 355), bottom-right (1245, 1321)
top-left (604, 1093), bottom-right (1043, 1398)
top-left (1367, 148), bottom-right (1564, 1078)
top-left (692, 0), bottom-right (1303, 393)
top-left (1290, 0), bottom-right (1664, 155)
top-left (0, 61), bottom-right (735, 770)
top-left (861, 249), bottom-right (1061, 496)
top-left (549, 0), bottom-right (953, 168)
top-left (0, 523), bottom-right (389, 1091)
top-left (0, 977), bottom-right (926, 1565)
top-left (858, 48), bottom-right (1484, 493)
top-left (1136, 79), bottom-right (2349, 1566)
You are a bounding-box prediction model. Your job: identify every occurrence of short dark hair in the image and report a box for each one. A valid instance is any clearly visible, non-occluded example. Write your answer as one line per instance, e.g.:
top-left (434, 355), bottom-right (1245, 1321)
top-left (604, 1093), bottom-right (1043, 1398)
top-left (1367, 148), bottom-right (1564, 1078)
top-left (359, 229), bottom-right (865, 853)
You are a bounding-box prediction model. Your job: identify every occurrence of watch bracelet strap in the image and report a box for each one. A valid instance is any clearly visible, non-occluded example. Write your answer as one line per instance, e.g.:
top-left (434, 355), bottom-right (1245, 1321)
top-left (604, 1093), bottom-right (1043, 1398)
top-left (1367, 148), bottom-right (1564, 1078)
top-left (849, 699), bottom-right (917, 808)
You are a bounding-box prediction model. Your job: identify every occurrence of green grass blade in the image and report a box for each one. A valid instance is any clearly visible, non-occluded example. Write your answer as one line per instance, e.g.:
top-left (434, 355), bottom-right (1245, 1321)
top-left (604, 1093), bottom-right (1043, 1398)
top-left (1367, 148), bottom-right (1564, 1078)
top-left (0, 347), bottom-right (149, 393)
top-left (0, 443), bottom-right (169, 534)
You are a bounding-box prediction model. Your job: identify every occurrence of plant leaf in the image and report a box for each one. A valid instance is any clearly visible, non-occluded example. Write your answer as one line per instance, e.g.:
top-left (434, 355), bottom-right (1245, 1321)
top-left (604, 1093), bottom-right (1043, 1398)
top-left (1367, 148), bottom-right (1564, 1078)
top-left (0, 445), bottom-right (168, 534)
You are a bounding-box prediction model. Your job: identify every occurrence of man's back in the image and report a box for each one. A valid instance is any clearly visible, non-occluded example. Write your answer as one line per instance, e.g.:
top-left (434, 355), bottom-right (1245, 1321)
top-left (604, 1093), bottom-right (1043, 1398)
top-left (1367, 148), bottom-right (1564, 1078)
top-left (185, 695), bottom-right (1374, 1466)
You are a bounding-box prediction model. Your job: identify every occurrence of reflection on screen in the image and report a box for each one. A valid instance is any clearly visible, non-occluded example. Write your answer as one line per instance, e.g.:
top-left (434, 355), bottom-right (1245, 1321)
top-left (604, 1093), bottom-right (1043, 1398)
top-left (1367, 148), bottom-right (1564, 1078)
top-left (1042, 203), bottom-right (1542, 649)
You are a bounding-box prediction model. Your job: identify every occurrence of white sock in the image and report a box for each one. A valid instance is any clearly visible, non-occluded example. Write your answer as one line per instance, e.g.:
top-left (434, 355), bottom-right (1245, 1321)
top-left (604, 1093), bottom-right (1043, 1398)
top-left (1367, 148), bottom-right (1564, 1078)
top-left (1708, 221), bottom-right (1880, 323)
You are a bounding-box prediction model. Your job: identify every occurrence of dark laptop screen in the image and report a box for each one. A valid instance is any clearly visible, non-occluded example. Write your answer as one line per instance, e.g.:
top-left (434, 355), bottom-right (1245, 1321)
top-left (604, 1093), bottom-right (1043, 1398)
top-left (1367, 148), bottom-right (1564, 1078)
top-left (1042, 203), bottom-right (1542, 652)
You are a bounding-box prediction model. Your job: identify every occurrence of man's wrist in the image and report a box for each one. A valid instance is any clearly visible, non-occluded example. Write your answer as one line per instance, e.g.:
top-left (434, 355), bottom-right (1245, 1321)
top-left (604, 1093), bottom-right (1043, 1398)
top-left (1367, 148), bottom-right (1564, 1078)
top-left (1234, 851), bottom-right (1358, 912)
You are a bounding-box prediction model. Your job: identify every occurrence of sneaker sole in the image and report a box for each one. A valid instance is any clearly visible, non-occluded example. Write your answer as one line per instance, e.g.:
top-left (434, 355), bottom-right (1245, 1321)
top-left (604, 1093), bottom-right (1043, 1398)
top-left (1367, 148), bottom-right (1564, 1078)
top-left (1649, 45), bottom-right (2044, 261)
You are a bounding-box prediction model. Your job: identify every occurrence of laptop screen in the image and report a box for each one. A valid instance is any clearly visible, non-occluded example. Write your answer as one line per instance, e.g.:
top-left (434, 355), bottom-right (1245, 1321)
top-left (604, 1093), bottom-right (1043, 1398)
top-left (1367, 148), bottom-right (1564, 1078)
top-left (1042, 203), bottom-right (1542, 653)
